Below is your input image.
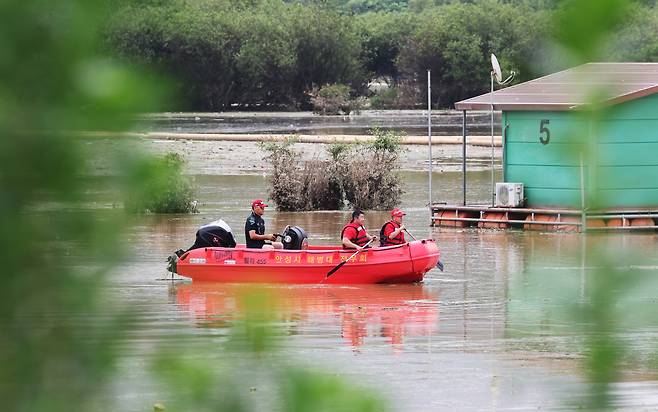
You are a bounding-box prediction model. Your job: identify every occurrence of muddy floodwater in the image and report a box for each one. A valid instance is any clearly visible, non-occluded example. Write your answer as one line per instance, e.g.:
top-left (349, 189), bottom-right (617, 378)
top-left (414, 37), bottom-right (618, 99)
top-left (138, 110), bottom-right (499, 136)
top-left (103, 113), bottom-right (658, 411)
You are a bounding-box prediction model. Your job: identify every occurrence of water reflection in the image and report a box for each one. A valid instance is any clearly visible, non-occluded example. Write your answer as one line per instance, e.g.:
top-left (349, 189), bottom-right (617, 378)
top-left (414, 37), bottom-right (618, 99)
top-left (174, 282), bottom-right (439, 348)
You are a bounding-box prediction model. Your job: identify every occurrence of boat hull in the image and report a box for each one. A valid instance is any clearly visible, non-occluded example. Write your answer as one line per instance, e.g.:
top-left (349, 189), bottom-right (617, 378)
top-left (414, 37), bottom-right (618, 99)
top-left (174, 239), bottom-right (440, 284)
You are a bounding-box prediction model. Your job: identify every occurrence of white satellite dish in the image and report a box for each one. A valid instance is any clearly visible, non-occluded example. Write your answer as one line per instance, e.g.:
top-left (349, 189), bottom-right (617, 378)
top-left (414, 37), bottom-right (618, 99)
top-left (491, 53), bottom-right (502, 83)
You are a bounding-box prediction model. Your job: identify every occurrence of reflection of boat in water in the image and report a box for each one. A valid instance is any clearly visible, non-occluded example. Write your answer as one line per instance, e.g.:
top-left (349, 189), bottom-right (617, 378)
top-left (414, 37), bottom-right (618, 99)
top-left (173, 240), bottom-right (440, 284)
top-left (174, 283), bottom-right (439, 347)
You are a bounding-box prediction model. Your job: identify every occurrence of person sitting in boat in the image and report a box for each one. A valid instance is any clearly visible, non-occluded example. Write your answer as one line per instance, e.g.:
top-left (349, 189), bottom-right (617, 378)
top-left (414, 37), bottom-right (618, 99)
top-left (183, 219), bottom-right (237, 254)
top-left (379, 208), bottom-right (407, 247)
top-left (341, 209), bottom-right (377, 250)
top-left (245, 199), bottom-right (283, 249)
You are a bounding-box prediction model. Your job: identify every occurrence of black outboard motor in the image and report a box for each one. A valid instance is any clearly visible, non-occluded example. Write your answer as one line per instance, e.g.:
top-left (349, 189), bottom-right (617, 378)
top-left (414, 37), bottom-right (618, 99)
top-left (280, 225), bottom-right (308, 250)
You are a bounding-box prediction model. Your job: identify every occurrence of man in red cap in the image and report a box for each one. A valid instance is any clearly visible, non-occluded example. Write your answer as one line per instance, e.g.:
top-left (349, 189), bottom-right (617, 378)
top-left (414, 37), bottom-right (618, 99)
top-left (379, 208), bottom-right (407, 247)
top-left (245, 199), bottom-right (281, 249)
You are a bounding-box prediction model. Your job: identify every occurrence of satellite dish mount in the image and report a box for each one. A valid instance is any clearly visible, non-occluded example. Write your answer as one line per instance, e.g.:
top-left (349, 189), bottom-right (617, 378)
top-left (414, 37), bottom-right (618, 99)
top-left (489, 53), bottom-right (515, 205)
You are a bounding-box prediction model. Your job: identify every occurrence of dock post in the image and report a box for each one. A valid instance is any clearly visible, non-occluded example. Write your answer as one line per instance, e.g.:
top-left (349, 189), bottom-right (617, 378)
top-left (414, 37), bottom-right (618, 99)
top-left (427, 70), bottom-right (432, 217)
top-left (490, 75), bottom-right (495, 206)
top-left (462, 110), bottom-right (467, 206)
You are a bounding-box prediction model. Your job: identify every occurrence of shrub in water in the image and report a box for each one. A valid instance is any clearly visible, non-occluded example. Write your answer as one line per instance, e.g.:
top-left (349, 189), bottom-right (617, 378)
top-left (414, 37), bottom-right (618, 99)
top-left (261, 139), bottom-right (343, 211)
top-left (263, 129), bottom-right (404, 211)
top-left (125, 152), bottom-right (196, 213)
top-left (261, 139), bottom-right (306, 211)
top-left (304, 159), bottom-right (344, 210)
top-left (338, 128), bottom-right (404, 210)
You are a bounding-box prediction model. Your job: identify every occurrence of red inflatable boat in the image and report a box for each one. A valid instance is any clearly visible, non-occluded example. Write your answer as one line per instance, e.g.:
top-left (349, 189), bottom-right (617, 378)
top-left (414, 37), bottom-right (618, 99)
top-left (173, 239), bottom-right (440, 284)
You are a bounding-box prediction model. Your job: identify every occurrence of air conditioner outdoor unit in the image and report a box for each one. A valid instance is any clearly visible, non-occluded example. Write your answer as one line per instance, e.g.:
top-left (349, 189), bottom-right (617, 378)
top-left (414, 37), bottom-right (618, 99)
top-left (495, 183), bottom-right (524, 207)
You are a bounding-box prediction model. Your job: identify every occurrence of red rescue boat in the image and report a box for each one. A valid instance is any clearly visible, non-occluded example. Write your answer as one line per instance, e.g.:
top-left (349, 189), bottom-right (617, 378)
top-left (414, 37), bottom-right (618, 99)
top-left (173, 239), bottom-right (440, 284)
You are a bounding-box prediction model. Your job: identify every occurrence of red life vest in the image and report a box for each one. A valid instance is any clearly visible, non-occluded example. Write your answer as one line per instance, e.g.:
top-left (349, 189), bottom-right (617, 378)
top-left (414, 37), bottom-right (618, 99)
top-left (341, 222), bottom-right (369, 247)
top-left (380, 221), bottom-right (405, 246)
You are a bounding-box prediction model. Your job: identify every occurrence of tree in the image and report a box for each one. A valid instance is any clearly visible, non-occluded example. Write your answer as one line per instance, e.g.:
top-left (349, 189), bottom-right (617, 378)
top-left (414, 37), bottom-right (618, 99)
top-left (397, 0), bottom-right (548, 107)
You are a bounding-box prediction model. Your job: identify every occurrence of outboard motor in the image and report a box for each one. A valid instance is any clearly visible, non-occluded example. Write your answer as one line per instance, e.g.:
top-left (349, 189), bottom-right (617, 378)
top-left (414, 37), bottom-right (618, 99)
top-left (280, 225), bottom-right (308, 250)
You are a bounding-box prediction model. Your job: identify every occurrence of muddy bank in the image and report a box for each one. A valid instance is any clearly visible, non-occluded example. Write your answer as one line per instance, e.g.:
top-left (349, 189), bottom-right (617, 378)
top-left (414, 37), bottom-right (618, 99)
top-left (137, 136), bottom-right (502, 175)
top-left (95, 109), bottom-right (503, 176)
top-left (122, 131), bottom-right (501, 146)
top-left (85, 108), bottom-right (503, 176)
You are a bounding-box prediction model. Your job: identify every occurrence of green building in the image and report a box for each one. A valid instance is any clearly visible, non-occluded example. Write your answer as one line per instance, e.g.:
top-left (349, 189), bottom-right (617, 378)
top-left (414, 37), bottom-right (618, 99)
top-left (455, 63), bottom-right (658, 210)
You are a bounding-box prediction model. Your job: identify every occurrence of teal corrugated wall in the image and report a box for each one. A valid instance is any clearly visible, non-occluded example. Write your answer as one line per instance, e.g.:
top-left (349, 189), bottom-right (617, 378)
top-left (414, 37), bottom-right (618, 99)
top-left (504, 93), bottom-right (658, 209)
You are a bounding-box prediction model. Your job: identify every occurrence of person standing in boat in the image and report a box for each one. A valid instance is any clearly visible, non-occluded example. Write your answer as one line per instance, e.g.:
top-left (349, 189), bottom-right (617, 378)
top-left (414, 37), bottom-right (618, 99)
top-left (245, 199), bottom-right (282, 249)
top-left (341, 209), bottom-right (377, 250)
top-left (379, 208), bottom-right (407, 247)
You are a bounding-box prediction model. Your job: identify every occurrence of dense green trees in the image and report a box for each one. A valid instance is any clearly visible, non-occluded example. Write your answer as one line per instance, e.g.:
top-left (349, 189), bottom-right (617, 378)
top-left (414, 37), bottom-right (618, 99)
top-left (397, 1), bottom-right (549, 106)
top-left (108, 0), bottom-right (365, 110)
top-left (107, 0), bottom-right (658, 111)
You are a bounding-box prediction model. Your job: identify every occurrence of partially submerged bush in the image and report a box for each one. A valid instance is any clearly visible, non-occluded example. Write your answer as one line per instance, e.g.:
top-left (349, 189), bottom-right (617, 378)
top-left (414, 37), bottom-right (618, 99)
top-left (125, 152), bottom-right (197, 213)
top-left (303, 160), bottom-right (344, 210)
top-left (261, 139), bottom-right (343, 211)
top-left (337, 128), bottom-right (404, 210)
top-left (262, 129), bottom-right (404, 211)
top-left (308, 84), bottom-right (363, 115)
top-left (261, 139), bottom-right (304, 211)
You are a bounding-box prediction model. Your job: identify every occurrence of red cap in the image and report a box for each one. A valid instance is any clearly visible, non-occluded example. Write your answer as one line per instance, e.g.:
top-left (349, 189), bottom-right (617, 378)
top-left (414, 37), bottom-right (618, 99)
top-left (251, 199), bottom-right (268, 208)
top-left (391, 208), bottom-right (406, 217)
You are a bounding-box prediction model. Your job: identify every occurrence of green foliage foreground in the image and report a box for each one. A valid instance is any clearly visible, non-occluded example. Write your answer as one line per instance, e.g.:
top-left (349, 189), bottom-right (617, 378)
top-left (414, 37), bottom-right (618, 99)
top-left (507, 1), bottom-right (658, 410)
top-left (4, 0), bottom-right (658, 411)
top-left (0, 1), bottom-right (387, 412)
top-left (0, 1), bottom-right (163, 410)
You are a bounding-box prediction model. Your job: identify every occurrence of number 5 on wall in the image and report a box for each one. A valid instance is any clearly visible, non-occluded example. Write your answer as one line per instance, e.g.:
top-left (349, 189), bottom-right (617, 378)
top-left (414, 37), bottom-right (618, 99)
top-left (539, 119), bottom-right (550, 145)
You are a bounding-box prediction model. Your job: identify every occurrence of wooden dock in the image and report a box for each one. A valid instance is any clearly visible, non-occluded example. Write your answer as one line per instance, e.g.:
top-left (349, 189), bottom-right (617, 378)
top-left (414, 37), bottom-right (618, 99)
top-left (430, 204), bottom-right (658, 232)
